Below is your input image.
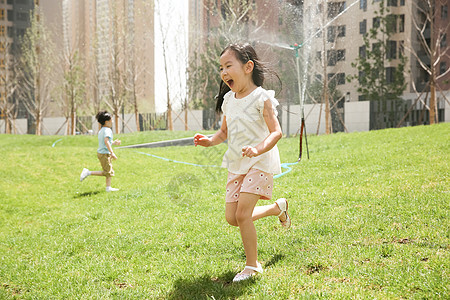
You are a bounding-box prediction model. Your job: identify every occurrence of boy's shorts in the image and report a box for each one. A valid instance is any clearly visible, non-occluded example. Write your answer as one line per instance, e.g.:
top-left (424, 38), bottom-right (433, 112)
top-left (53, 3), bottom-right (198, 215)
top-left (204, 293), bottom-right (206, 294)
top-left (225, 168), bottom-right (273, 203)
top-left (97, 153), bottom-right (114, 177)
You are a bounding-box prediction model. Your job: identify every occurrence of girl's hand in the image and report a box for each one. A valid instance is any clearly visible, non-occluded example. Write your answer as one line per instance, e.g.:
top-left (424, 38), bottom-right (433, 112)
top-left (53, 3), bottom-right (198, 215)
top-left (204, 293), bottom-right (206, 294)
top-left (193, 133), bottom-right (212, 147)
top-left (111, 152), bottom-right (117, 160)
top-left (242, 146), bottom-right (259, 158)
top-left (113, 139), bottom-right (121, 146)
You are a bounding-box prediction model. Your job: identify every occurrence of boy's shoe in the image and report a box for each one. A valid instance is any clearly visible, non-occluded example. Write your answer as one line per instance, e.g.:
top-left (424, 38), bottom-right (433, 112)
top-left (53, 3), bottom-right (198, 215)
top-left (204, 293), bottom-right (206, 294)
top-left (232, 262), bottom-right (263, 283)
top-left (275, 198), bottom-right (291, 229)
top-left (106, 187), bottom-right (119, 192)
top-left (80, 168), bottom-right (90, 182)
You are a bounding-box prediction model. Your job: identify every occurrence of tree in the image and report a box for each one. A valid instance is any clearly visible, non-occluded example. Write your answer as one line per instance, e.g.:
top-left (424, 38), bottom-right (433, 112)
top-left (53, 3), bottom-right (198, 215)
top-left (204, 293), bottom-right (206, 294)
top-left (187, 0), bottom-right (266, 112)
top-left (18, 9), bottom-right (55, 135)
top-left (408, 0), bottom-right (450, 124)
top-left (350, 0), bottom-right (407, 127)
top-left (155, 0), bottom-right (175, 130)
top-left (62, 50), bottom-right (86, 135)
top-left (104, 1), bottom-right (128, 134)
top-left (0, 34), bottom-right (20, 133)
top-left (300, 0), bottom-right (348, 134)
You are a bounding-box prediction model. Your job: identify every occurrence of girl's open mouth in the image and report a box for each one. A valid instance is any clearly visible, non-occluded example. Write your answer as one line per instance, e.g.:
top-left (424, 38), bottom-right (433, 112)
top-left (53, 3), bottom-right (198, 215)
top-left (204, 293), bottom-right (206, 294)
top-left (226, 79), bottom-right (234, 88)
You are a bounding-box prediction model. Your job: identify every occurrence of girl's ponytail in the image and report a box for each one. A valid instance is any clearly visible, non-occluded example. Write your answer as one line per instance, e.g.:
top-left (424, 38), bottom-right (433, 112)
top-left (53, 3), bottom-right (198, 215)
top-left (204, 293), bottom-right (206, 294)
top-left (215, 81), bottom-right (230, 113)
top-left (215, 43), bottom-right (281, 113)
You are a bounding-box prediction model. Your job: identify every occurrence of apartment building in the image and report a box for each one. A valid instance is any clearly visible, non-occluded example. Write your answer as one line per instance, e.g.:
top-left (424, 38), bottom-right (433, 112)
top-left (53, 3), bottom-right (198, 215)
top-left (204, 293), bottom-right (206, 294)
top-left (0, 0), bottom-right (36, 123)
top-left (1, 0), bottom-right (155, 133)
top-left (58, 0), bottom-right (156, 116)
top-left (303, 0), bottom-right (449, 103)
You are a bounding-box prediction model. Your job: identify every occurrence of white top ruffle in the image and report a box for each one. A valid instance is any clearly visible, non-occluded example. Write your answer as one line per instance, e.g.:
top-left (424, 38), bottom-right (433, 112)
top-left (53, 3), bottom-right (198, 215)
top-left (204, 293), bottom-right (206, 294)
top-left (221, 86), bottom-right (281, 175)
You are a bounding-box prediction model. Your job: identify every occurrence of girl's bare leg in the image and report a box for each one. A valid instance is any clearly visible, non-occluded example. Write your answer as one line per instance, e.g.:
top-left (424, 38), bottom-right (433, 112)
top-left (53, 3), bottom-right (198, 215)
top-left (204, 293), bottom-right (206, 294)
top-left (235, 192), bottom-right (260, 275)
top-left (252, 203), bottom-right (286, 222)
top-left (226, 201), bottom-right (285, 226)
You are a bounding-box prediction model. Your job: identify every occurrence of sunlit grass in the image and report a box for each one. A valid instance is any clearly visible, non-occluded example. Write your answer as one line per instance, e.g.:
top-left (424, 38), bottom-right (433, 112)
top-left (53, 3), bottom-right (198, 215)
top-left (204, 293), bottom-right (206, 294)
top-left (0, 123), bottom-right (448, 299)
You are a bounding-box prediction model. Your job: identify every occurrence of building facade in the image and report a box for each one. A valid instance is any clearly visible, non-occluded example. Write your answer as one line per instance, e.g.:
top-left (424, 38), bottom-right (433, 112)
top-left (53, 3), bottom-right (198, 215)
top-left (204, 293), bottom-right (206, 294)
top-left (303, 0), bottom-right (450, 102)
top-left (0, 0), bottom-right (37, 125)
top-left (0, 0), bottom-right (155, 133)
top-left (58, 0), bottom-right (156, 116)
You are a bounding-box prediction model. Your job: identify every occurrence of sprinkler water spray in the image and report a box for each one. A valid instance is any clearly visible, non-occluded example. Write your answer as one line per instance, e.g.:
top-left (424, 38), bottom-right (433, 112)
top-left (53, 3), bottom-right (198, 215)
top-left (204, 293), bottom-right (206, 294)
top-left (290, 42), bottom-right (309, 162)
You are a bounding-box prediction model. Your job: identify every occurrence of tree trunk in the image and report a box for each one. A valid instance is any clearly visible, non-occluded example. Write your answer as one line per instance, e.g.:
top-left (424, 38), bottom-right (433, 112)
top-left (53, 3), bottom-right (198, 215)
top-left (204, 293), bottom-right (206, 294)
top-left (70, 106), bottom-right (76, 135)
top-left (185, 108), bottom-right (188, 131)
top-left (135, 109), bottom-right (140, 132)
top-left (167, 100), bottom-right (173, 131)
top-left (430, 78), bottom-right (436, 124)
top-left (115, 110), bottom-right (120, 133)
top-left (36, 111), bottom-right (41, 136)
top-left (429, 3), bottom-right (436, 125)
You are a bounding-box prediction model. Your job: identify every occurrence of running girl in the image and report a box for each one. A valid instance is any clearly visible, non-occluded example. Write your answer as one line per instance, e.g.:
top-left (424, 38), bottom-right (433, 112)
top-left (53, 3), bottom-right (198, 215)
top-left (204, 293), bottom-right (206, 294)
top-left (194, 43), bottom-right (291, 282)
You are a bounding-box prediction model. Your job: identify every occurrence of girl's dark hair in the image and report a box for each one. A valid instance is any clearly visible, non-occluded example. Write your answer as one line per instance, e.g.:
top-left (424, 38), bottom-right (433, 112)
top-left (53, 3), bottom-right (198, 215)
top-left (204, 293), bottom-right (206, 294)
top-left (215, 43), bottom-right (281, 112)
top-left (96, 111), bottom-right (112, 125)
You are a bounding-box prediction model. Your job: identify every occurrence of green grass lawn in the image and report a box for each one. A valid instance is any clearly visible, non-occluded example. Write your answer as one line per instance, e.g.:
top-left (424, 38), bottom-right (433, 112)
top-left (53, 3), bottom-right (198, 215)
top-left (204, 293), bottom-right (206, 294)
top-left (0, 124), bottom-right (449, 299)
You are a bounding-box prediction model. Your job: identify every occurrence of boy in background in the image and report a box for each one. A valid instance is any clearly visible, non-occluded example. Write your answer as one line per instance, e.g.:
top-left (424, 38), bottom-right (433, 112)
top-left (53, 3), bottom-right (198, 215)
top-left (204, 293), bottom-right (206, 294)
top-left (80, 111), bottom-right (121, 192)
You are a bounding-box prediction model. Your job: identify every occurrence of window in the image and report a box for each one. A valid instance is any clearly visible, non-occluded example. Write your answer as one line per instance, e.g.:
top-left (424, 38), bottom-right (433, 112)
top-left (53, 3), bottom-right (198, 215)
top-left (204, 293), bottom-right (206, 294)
top-left (400, 0), bottom-right (405, 5)
top-left (328, 73), bottom-right (336, 82)
top-left (317, 3), bottom-right (323, 14)
top-left (358, 71), bottom-right (365, 84)
top-left (440, 62), bottom-right (447, 75)
top-left (315, 74), bottom-right (322, 82)
top-left (315, 28), bottom-right (322, 38)
top-left (0, 25), bottom-right (4, 37)
top-left (221, 3), bottom-right (226, 19)
top-left (399, 14), bottom-right (405, 32)
top-left (441, 33), bottom-right (447, 48)
top-left (360, 0), bottom-right (367, 11)
top-left (17, 12), bottom-right (28, 21)
top-left (327, 26), bottom-right (336, 42)
top-left (387, 0), bottom-right (397, 6)
top-left (327, 50), bottom-right (337, 66)
top-left (337, 25), bottom-right (346, 37)
top-left (386, 67), bottom-right (396, 84)
top-left (7, 9), bottom-right (13, 21)
top-left (442, 5), bottom-right (448, 19)
top-left (399, 40), bottom-right (405, 57)
top-left (386, 15), bottom-right (397, 33)
top-left (17, 28), bottom-right (26, 36)
top-left (360, 19), bottom-right (367, 34)
top-left (373, 17), bottom-right (381, 29)
top-left (316, 51), bottom-right (322, 61)
top-left (359, 45), bottom-right (366, 58)
top-left (0, 8), bottom-right (5, 21)
top-left (337, 73), bottom-right (346, 85)
top-left (328, 1), bottom-right (346, 19)
top-left (372, 42), bottom-right (381, 54)
top-left (387, 40), bottom-right (397, 59)
top-left (337, 49), bottom-right (346, 61)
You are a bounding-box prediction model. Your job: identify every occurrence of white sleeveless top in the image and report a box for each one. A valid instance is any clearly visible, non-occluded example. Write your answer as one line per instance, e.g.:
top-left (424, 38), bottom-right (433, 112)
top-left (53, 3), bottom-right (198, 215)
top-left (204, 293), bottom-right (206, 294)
top-left (221, 86), bottom-right (282, 175)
